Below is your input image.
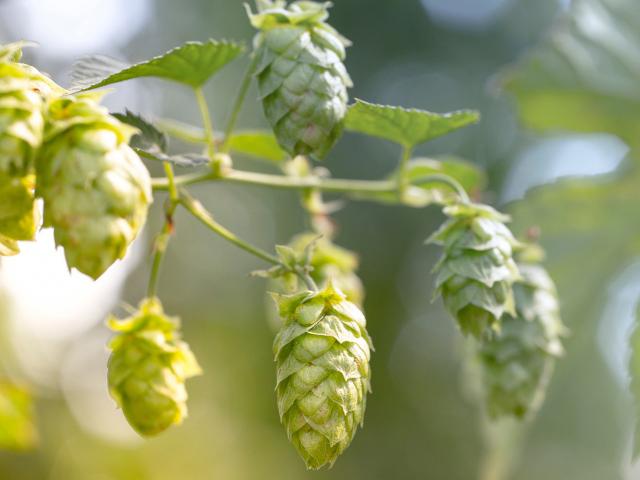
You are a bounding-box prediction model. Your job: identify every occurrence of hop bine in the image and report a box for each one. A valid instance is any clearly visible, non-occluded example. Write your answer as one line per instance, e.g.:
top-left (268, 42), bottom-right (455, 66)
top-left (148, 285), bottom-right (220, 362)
top-left (107, 298), bottom-right (201, 436)
top-left (0, 42), bottom-right (62, 249)
top-left (475, 263), bottom-right (566, 419)
top-left (273, 284), bottom-right (372, 469)
top-left (248, 0), bottom-right (352, 159)
top-left (428, 202), bottom-right (521, 339)
top-left (36, 92), bottom-right (152, 279)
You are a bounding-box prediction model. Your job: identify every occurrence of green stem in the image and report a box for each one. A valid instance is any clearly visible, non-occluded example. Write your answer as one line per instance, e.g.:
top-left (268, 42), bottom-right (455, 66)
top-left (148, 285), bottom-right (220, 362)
top-left (151, 167), bottom-right (470, 204)
top-left (397, 145), bottom-right (413, 199)
top-left (147, 162), bottom-right (179, 297)
top-left (298, 270), bottom-right (319, 291)
top-left (220, 53), bottom-right (260, 152)
top-left (194, 87), bottom-right (216, 159)
top-left (179, 190), bottom-right (281, 266)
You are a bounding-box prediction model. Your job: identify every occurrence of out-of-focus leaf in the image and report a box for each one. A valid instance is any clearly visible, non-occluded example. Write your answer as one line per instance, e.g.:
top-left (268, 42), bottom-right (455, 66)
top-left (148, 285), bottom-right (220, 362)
top-left (227, 131), bottom-right (287, 163)
top-left (502, 0), bottom-right (640, 148)
top-left (113, 110), bottom-right (168, 153)
top-left (345, 99), bottom-right (479, 149)
top-left (0, 382), bottom-right (38, 451)
top-left (356, 157), bottom-right (486, 207)
top-left (71, 40), bottom-right (245, 90)
top-left (630, 307), bottom-right (640, 460)
top-left (137, 150), bottom-right (209, 168)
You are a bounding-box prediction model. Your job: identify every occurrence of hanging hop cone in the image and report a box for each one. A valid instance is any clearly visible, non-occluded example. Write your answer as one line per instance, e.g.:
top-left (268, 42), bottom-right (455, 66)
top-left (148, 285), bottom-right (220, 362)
top-left (428, 202), bottom-right (521, 339)
top-left (476, 263), bottom-right (566, 419)
top-left (273, 284), bottom-right (372, 469)
top-left (107, 298), bottom-right (202, 436)
top-left (0, 43), bottom-right (62, 246)
top-left (36, 92), bottom-right (152, 279)
top-left (248, 1), bottom-right (352, 159)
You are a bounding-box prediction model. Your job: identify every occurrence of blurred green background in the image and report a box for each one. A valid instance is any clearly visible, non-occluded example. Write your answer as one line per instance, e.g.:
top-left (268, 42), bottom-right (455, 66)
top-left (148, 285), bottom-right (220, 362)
top-left (0, 0), bottom-right (638, 478)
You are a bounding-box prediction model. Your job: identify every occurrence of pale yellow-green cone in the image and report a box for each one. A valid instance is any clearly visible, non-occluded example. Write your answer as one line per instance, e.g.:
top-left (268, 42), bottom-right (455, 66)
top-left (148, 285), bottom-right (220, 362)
top-left (0, 43), bottom-right (62, 248)
top-left (36, 92), bottom-right (152, 279)
top-left (273, 284), bottom-right (372, 469)
top-left (475, 264), bottom-right (566, 419)
top-left (107, 298), bottom-right (201, 437)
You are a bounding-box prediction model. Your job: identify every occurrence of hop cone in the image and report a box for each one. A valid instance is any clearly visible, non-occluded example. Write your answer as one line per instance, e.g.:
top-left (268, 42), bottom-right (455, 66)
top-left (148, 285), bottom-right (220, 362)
top-left (248, 1), bottom-right (352, 158)
top-left (107, 298), bottom-right (201, 436)
top-left (476, 264), bottom-right (566, 419)
top-left (273, 284), bottom-right (372, 469)
top-left (0, 43), bottom-right (61, 246)
top-left (428, 202), bottom-right (521, 339)
top-left (36, 92), bottom-right (152, 279)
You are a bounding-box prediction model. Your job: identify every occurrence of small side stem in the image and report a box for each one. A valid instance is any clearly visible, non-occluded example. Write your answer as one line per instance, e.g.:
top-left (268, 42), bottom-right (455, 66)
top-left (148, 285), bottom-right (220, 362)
top-left (220, 53), bottom-right (260, 152)
top-left (179, 190), bottom-right (280, 266)
top-left (194, 87), bottom-right (216, 160)
top-left (147, 162), bottom-right (180, 297)
top-left (412, 173), bottom-right (470, 203)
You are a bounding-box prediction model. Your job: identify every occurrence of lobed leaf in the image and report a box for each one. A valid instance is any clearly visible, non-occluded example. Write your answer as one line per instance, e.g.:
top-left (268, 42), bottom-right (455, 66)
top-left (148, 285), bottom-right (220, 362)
top-left (71, 40), bottom-right (245, 90)
top-left (113, 110), bottom-right (168, 153)
top-left (344, 99), bottom-right (479, 149)
top-left (227, 130), bottom-right (287, 163)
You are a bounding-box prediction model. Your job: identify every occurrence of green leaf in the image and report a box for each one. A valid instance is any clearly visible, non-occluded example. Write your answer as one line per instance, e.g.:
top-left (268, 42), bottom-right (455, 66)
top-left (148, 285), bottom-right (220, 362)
top-left (71, 40), bottom-right (245, 90)
top-left (502, 0), bottom-right (640, 148)
top-left (137, 150), bottom-right (209, 168)
top-left (227, 130), bottom-right (287, 163)
top-left (0, 383), bottom-right (37, 451)
top-left (113, 110), bottom-right (168, 153)
top-left (344, 99), bottom-right (480, 149)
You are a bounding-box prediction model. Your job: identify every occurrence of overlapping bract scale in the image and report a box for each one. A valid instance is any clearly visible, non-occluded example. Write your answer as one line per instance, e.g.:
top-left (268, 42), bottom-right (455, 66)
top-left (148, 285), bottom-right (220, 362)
top-left (273, 285), bottom-right (372, 469)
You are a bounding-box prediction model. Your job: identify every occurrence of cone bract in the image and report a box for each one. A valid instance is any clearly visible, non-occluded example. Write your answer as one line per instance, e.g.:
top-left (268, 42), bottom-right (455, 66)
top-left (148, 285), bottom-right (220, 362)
top-left (36, 92), bottom-right (152, 279)
top-left (107, 298), bottom-right (201, 436)
top-left (0, 43), bottom-right (61, 247)
top-left (428, 202), bottom-right (520, 339)
top-left (249, 1), bottom-right (352, 158)
top-left (476, 264), bottom-right (566, 419)
top-left (273, 285), bottom-right (372, 469)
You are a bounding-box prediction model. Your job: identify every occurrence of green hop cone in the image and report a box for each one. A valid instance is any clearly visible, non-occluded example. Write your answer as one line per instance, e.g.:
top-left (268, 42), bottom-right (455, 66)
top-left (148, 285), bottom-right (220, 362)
top-left (248, 1), bottom-right (352, 158)
top-left (476, 263), bottom-right (566, 419)
top-left (36, 92), bottom-right (152, 279)
top-left (273, 232), bottom-right (364, 305)
top-left (107, 298), bottom-right (201, 436)
top-left (0, 43), bottom-right (62, 247)
top-left (428, 202), bottom-right (521, 339)
top-left (273, 284), bottom-right (372, 469)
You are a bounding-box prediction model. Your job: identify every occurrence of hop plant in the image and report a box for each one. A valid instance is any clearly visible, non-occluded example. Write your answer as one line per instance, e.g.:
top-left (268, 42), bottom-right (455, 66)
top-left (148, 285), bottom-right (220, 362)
top-left (107, 298), bottom-right (201, 436)
top-left (36, 92), bottom-right (152, 279)
top-left (273, 284), bottom-right (372, 469)
top-left (0, 42), bottom-right (61, 248)
top-left (273, 232), bottom-right (364, 305)
top-left (248, 0), bottom-right (352, 158)
top-left (476, 263), bottom-right (566, 419)
top-left (428, 202), bottom-right (521, 339)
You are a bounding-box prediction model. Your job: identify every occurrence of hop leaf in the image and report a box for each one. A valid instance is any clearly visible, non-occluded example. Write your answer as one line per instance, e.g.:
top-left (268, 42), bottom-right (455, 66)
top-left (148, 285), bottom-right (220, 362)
top-left (107, 298), bottom-right (201, 437)
top-left (249, 1), bottom-right (352, 159)
top-left (36, 92), bottom-right (152, 279)
top-left (428, 202), bottom-right (521, 338)
top-left (273, 284), bottom-right (372, 469)
top-left (475, 264), bottom-right (566, 419)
